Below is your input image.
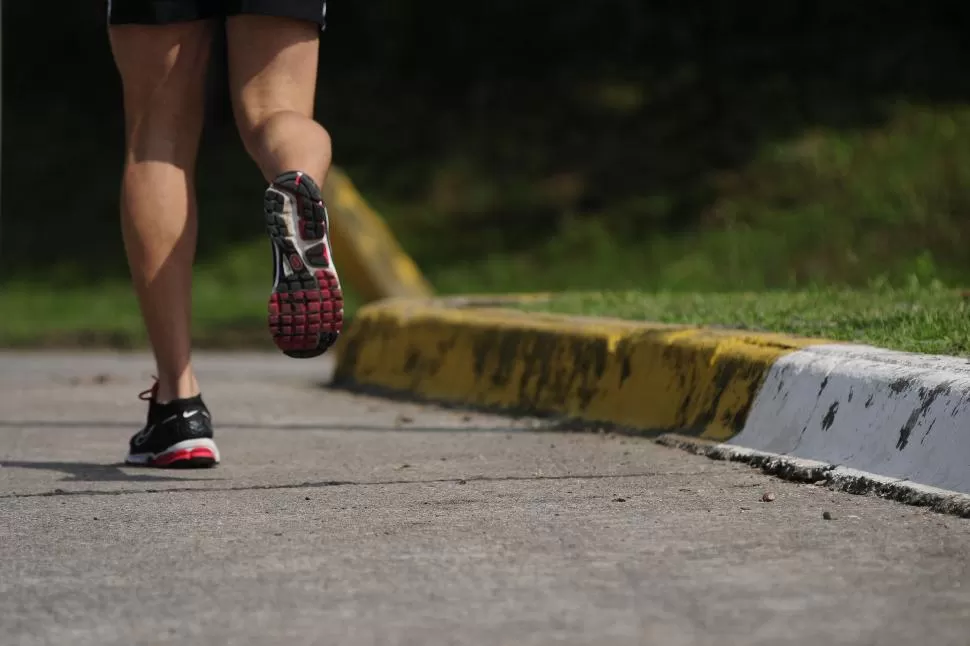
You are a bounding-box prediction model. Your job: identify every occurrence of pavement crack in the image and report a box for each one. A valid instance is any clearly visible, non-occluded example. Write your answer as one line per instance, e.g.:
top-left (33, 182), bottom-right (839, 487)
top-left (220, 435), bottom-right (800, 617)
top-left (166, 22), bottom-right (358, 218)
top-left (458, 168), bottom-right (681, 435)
top-left (0, 471), bottom-right (707, 500)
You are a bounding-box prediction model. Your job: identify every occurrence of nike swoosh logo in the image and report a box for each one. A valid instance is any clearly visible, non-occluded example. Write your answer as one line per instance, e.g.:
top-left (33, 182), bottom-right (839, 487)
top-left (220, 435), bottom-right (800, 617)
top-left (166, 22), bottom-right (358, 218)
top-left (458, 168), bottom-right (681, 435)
top-left (183, 410), bottom-right (201, 419)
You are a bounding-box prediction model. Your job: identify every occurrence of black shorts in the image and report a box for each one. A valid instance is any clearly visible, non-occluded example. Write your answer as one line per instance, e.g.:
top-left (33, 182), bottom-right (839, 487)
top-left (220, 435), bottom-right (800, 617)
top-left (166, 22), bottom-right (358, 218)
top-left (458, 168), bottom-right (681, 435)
top-left (107, 0), bottom-right (327, 27)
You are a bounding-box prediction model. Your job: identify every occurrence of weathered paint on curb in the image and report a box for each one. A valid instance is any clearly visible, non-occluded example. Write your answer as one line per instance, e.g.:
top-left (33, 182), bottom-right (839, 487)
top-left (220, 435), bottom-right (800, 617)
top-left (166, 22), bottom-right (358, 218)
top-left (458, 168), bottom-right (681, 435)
top-left (334, 299), bottom-right (820, 440)
top-left (323, 167), bottom-right (434, 302)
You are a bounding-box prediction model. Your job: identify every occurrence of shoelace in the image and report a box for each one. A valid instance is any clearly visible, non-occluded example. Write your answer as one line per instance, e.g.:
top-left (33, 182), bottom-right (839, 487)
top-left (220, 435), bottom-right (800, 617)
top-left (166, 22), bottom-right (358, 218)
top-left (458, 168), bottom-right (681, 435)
top-left (138, 378), bottom-right (159, 402)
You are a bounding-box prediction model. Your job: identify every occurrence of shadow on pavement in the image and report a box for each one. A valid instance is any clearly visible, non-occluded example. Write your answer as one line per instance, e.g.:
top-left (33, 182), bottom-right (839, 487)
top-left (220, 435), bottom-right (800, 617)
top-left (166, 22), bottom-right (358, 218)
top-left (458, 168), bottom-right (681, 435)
top-left (0, 421), bottom-right (538, 434)
top-left (0, 460), bottom-right (220, 484)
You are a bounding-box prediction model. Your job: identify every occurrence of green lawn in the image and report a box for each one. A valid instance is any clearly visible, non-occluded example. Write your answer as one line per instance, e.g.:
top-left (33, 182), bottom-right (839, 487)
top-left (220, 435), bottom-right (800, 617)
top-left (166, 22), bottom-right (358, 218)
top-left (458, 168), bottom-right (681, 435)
top-left (516, 287), bottom-right (970, 357)
top-left (0, 279), bottom-right (270, 350)
top-left (0, 245), bottom-right (361, 349)
top-left (353, 101), bottom-right (970, 295)
top-left (4, 96), bottom-right (970, 350)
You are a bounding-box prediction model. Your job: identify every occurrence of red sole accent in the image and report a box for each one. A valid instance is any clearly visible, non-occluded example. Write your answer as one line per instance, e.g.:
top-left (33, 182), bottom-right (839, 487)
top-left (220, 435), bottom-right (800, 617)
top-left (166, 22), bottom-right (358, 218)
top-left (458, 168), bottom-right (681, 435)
top-left (268, 280), bottom-right (344, 353)
top-left (151, 447), bottom-right (217, 467)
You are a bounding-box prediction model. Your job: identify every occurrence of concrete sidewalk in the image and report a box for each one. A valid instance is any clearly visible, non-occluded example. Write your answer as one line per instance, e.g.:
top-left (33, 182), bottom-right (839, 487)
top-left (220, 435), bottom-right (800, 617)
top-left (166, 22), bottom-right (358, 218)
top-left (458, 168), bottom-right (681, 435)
top-left (1, 352), bottom-right (969, 645)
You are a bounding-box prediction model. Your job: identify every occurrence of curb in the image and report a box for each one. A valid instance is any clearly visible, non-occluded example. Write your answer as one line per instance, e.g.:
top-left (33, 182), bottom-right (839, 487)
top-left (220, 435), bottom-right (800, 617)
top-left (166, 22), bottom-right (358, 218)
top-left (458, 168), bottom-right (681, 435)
top-left (334, 298), bottom-right (970, 498)
top-left (656, 435), bottom-right (970, 518)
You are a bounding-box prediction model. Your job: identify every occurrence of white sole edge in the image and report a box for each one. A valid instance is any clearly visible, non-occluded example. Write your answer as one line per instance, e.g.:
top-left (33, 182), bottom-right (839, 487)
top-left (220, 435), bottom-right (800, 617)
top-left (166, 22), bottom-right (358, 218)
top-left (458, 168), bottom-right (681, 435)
top-left (125, 438), bottom-right (221, 466)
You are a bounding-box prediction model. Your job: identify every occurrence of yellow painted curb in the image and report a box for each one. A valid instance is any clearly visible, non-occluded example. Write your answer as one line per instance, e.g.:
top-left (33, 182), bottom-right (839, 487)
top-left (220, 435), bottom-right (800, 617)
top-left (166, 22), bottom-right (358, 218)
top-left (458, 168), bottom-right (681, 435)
top-left (334, 299), bottom-right (825, 441)
top-left (323, 167), bottom-right (434, 303)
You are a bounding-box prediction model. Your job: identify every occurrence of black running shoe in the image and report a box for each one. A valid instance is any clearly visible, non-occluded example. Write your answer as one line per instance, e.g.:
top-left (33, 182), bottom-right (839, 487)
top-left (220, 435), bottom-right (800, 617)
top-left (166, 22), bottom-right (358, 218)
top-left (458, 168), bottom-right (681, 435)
top-left (125, 383), bottom-right (220, 468)
top-left (264, 171), bottom-right (344, 359)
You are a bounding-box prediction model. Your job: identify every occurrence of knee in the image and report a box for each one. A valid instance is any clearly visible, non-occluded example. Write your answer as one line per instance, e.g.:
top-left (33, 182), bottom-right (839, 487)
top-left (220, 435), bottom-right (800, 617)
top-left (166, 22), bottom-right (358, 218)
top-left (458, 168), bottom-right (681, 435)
top-left (121, 73), bottom-right (208, 166)
top-left (125, 102), bottom-right (206, 167)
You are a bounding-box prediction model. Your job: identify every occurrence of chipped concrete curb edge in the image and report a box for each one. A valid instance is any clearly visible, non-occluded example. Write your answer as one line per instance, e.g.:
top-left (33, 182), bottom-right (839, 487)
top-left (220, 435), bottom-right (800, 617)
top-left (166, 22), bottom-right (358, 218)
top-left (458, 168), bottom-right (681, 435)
top-left (333, 297), bottom-right (970, 501)
top-left (656, 434), bottom-right (970, 518)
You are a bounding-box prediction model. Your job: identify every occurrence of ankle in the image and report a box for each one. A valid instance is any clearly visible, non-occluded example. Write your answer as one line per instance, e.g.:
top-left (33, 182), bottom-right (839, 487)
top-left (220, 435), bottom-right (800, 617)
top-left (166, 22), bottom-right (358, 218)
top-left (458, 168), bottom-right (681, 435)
top-left (154, 371), bottom-right (200, 404)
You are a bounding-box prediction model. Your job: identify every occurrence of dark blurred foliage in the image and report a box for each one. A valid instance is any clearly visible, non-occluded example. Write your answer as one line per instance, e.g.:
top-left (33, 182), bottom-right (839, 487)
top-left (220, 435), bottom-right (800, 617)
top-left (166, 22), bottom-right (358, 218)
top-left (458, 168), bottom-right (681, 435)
top-left (2, 1), bottom-right (969, 282)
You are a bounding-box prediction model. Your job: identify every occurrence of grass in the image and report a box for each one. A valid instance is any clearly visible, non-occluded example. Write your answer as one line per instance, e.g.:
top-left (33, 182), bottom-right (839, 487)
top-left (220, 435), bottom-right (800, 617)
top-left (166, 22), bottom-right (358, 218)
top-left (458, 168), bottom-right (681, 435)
top-left (0, 280), bottom-right (266, 350)
top-left (517, 287), bottom-right (970, 357)
top-left (0, 247), bottom-right (361, 349)
top-left (4, 80), bottom-right (970, 348)
top-left (387, 101), bottom-right (970, 295)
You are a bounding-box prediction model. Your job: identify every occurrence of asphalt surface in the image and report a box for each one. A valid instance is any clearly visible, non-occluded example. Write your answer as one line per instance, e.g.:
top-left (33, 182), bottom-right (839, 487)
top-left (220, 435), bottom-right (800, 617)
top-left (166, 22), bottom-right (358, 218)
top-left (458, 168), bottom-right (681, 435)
top-left (1, 351), bottom-right (968, 646)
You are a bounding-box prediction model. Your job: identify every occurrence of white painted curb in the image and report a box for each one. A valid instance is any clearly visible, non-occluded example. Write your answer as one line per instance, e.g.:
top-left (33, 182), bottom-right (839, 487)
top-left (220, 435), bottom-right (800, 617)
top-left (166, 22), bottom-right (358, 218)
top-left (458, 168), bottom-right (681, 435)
top-left (731, 344), bottom-right (970, 495)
